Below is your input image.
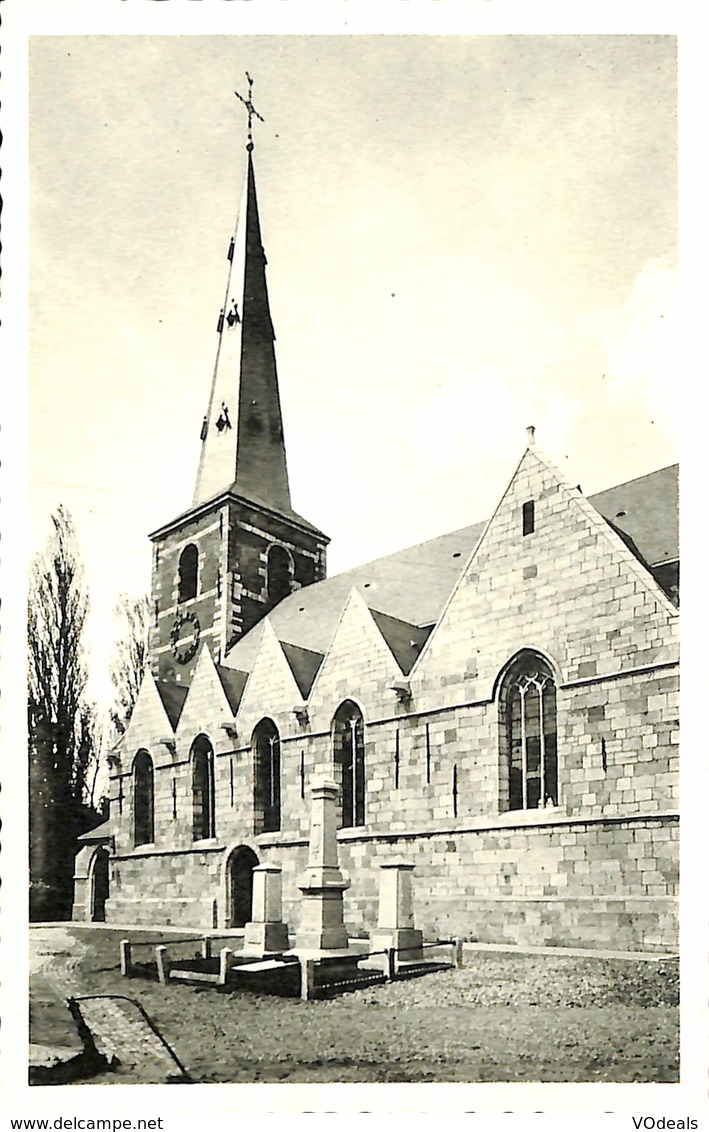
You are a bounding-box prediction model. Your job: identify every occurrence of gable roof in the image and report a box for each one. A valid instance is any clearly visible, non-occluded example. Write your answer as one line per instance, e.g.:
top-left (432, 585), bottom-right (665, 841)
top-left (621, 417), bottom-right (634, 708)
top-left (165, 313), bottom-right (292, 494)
top-left (225, 462), bottom-right (678, 677)
top-left (226, 521), bottom-right (485, 673)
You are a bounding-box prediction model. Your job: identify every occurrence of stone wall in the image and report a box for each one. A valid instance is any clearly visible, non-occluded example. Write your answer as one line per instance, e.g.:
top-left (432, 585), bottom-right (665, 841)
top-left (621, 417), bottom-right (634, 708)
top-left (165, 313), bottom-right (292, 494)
top-left (103, 812), bottom-right (677, 951)
top-left (106, 847), bottom-right (224, 928)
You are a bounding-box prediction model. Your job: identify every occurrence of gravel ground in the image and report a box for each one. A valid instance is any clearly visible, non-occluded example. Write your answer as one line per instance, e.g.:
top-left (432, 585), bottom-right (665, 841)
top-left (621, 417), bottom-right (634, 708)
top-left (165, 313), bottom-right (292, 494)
top-left (30, 926), bottom-right (679, 1085)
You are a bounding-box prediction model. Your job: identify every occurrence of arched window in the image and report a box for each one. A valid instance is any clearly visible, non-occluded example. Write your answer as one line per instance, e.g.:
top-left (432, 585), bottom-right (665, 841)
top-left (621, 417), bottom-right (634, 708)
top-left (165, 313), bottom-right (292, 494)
top-left (133, 750), bottom-right (154, 847)
top-left (332, 700), bottom-right (365, 828)
top-left (191, 735), bottom-right (215, 840)
top-left (178, 544), bottom-right (199, 603)
top-left (499, 651), bottom-right (558, 811)
top-left (267, 545), bottom-right (292, 606)
top-left (252, 718), bottom-right (281, 834)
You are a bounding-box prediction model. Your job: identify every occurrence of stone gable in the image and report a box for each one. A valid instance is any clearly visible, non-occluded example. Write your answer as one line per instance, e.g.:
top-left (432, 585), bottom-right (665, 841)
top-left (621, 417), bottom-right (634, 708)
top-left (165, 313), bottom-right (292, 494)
top-left (411, 445), bottom-right (679, 709)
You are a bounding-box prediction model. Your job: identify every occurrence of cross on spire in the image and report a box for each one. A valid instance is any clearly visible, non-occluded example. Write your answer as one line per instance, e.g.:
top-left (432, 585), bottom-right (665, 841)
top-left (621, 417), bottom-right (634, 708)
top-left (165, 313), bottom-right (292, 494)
top-left (234, 71), bottom-right (265, 151)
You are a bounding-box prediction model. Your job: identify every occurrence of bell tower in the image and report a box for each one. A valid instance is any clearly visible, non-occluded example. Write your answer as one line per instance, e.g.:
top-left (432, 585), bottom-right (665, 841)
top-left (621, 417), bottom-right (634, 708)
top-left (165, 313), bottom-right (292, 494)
top-left (148, 78), bottom-right (328, 684)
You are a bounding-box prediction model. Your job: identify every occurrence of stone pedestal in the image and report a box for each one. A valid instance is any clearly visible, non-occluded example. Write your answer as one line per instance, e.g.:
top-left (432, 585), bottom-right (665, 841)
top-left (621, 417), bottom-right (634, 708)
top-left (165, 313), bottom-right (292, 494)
top-left (243, 864), bottom-right (290, 955)
top-left (295, 778), bottom-right (350, 952)
top-left (370, 860), bottom-right (423, 960)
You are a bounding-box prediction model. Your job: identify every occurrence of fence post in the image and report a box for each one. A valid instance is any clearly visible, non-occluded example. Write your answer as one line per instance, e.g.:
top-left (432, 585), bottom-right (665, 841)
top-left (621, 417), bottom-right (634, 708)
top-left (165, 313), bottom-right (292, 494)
top-left (453, 937), bottom-right (464, 968)
top-left (201, 937), bottom-right (212, 960)
top-left (386, 947), bottom-right (397, 981)
top-left (218, 947), bottom-right (231, 986)
top-left (300, 957), bottom-right (315, 1002)
top-left (155, 945), bottom-right (169, 985)
top-left (119, 939), bottom-right (132, 977)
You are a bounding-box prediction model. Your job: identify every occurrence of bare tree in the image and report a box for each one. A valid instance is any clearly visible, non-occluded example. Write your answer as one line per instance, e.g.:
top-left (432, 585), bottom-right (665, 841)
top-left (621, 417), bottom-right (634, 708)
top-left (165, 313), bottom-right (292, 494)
top-left (109, 593), bottom-right (151, 736)
top-left (28, 506), bottom-right (101, 920)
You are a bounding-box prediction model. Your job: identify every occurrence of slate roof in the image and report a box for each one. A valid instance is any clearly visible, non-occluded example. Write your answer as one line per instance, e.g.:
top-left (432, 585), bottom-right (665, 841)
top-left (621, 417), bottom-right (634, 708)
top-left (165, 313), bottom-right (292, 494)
top-left (280, 642), bottom-right (325, 699)
top-left (225, 463), bottom-right (678, 677)
top-left (369, 609), bottom-right (432, 676)
top-left (215, 665), bottom-right (249, 715)
top-left (150, 483), bottom-right (327, 541)
top-left (155, 680), bottom-right (189, 730)
top-left (77, 818), bottom-right (115, 844)
top-left (589, 464), bottom-right (678, 565)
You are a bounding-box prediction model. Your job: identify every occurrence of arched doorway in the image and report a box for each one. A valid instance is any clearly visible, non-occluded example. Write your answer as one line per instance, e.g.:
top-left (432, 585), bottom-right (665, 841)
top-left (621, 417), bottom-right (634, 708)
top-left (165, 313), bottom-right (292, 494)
top-left (226, 846), bottom-right (259, 928)
top-left (90, 848), bottom-right (110, 922)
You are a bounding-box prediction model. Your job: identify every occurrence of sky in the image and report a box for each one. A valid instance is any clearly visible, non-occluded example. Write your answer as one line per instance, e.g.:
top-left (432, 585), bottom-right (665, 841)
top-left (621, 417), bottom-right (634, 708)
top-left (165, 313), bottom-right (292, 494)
top-left (28, 34), bottom-right (677, 708)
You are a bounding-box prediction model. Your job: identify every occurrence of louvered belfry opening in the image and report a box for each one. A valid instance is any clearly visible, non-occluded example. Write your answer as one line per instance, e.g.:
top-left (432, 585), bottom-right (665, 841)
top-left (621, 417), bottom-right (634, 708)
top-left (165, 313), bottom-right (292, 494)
top-left (178, 544), bottom-right (198, 603)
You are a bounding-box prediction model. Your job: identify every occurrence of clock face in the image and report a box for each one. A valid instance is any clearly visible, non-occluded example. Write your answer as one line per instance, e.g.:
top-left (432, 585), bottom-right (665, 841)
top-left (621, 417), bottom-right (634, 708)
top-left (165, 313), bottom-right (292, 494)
top-left (170, 611), bottom-right (201, 665)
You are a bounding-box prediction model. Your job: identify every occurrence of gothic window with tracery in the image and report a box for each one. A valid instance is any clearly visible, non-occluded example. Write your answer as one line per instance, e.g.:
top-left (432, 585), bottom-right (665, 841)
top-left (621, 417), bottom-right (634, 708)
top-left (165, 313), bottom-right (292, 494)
top-left (253, 718), bottom-right (281, 834)
top-left (499, 652), bottom-right (558, 811)
top-left (133, 750), bottom-right (154, 847)
top-left (332, 700), bottom-right (365, 828)
top-left (191, 735), bottom-right (215, 841)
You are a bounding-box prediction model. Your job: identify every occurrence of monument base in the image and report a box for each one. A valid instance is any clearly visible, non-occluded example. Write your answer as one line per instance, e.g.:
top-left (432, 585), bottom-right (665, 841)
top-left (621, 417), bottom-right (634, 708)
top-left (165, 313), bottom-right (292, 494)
top-left (370, 927), bottom-right (423, 961)
top-left (295, 887), bottom-right (350, 951)
top-left (242, 921), bottom-right (290, 956)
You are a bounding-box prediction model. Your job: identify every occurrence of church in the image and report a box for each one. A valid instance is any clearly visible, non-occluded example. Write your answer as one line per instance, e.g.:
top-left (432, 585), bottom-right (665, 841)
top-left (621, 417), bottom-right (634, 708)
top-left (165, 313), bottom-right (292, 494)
top-left (72, 99), bottom-right (679, 953)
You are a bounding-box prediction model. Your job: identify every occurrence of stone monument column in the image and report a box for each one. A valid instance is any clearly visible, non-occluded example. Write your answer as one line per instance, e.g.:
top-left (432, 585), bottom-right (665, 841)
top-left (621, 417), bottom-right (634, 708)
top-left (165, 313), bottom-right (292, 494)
top-left (243, 864), bottom-right (290, 955)
top-left (295, 778), bottom-right (350, 952)
top-left (370, 859), bottom-right (423, 960)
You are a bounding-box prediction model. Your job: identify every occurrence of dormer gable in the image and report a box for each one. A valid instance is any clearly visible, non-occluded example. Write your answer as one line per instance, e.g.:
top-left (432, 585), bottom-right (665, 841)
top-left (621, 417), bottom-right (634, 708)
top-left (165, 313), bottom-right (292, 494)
top-left (307, 588), bottom-right (407, 723)
top-left (235, 619), bottom-right (304, 735)
top-left (175, 643), bottom-right (239, 748)
top-left (120, 670), bottom-right (178, 754)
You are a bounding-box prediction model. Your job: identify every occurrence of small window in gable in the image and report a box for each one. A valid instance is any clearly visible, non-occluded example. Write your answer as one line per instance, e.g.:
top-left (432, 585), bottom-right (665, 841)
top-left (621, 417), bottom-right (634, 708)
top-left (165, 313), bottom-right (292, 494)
top-left (522, 500), bottom-right (535, 536)
top-left (178, 544), bottom-right (199, 603)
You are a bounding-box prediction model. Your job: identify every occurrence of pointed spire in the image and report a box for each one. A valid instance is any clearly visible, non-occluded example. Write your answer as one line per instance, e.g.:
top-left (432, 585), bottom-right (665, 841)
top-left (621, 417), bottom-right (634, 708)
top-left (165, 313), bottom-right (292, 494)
top-left (193, 114), bottom-right (292, 512)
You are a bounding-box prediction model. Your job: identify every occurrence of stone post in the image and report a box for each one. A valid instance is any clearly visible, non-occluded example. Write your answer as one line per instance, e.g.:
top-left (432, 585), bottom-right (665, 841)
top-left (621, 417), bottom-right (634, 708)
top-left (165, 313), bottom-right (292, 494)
top-left (119, 939), bottom-right (132, 977)
top-left (155, 944), bottom-right (169, 985)
top-left (370, 860), bottom-right (423, 962)
top-left (201, 937), bottom-right (212, 960)
top-left (300, 957), bottom-right (316, 1001)
top-left (218, 947), bottom-right (232, 986)
top-left (295, 777), bottom-right (350, 952)
top-left (453, 936), bottom-right (464, 968)
top-left (243, 865), bottom-right (290, 955)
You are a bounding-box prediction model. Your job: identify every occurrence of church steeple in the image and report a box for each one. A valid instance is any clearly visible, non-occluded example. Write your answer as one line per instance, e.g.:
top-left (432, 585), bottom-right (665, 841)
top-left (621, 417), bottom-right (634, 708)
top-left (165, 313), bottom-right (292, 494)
top-left (193, 143), bottom-right (291, 512)
top-left (148, 80), bottom-right (328, 683)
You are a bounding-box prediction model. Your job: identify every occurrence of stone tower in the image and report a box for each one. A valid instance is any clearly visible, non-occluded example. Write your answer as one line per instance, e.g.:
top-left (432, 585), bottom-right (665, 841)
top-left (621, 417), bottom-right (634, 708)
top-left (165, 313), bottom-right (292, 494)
top-left (148, 123), bottom-right (328, 684)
